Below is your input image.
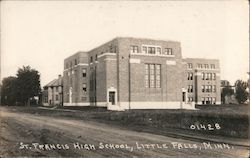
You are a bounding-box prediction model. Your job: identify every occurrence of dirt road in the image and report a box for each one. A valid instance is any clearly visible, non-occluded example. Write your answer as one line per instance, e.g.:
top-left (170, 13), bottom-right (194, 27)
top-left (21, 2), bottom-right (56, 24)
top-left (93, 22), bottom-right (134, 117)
top-left (0, 107), bottom-right (249, 158)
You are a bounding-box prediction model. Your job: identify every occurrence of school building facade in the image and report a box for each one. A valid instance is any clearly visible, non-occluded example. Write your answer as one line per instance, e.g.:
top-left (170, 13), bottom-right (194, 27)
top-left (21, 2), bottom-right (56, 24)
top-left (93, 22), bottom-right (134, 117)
top-left (62, 37), bottom-right (221, 110)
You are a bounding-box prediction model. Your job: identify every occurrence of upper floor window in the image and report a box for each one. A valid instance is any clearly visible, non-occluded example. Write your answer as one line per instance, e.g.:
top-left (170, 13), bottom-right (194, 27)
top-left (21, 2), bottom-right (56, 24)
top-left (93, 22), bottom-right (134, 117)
top-left (109, 44), bottom-right (113, 53)
top-left (188, 72), bottom-right (193, 80)
top-left (206, 85), bottom-right (212, 92)
top-left (202, 72), bottom-right (205, 80)
top-left (188, 63), bottom-right (193, 69)
top-left (207, 73), bottom-right (211, 80)
top-left (148, 47), bottom-right (156, 54)
top-left (82, 83), bottom-right (87, 92)
top-left (75, 59), bottom-right (77, 65)
top-left (130, 45), bottom-right (139, 53)
top-left (164, 48), bottom-right (173, 55)
top-left (188, 85), bottom-right (193, 93)
top-left (114, 46), bottom-right (117, 53)
top-left (90, 56), bottom-right (93, 63)
top-left (156, 47), bottom-right (162, 54)
top-left (66, 63), bottom-right (69, 69)
top-left (56, 87), bottom-right (58, 92)
top-left (82, 68), bottom-right (87, 77)
top-left (212, 85), bottom-right (216, 92)
top-left (210, 64), bottom-right (215, 69)
top-left (202, 85), bottom-right (205, 92)
top-left (142, 46), bottom-right (147, 54)
top-left (212, 73), bottom-right (216, 80)
top-left (197, 64), bottom-right (203, 69)
top-left (95, 54), bottom-right (98, 61)
top-left (70, 61), bottom-right (72, 67)
top-left (204, 64), bottom-right (209, 69)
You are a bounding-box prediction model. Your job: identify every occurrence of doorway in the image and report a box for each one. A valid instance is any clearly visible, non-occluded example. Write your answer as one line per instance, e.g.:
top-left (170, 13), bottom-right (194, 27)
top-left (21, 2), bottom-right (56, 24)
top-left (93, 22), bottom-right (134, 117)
top-left (109, 91), bottom-right (116, 105)
top-left (182, 92), bottom-right (186, 102)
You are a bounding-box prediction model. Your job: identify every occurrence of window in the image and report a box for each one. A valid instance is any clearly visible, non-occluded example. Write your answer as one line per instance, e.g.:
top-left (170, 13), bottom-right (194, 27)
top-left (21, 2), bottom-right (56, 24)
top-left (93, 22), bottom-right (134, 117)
top-left (145, 64), bottom-right (149, 88)
top-left (188, 72), bottom-right (193, 80)
top-left (148, 47), bottom-right (156, 54)
top-left (197, 64), bottom-right (203, 69)
top-left (188, 85), bottom-right (193, 93)
top-left (212, 85), bottom-right (216, 92)
top-left (56, 87), bottom-right (58, 92)
top-left (75, 59), bottom-right (77, 65)
top-left (145, 64), bottom-right (161, 88)
top-left (165, 48), bottom-right (173, 55)
top-left (90, 56), bottom-right (93, 63)
top-left (66, 63), bottom-right (69, 69)
top-left (44, 96), bottom-right (48, 103)
top-left (142, 46), bottom-right (147, 54)
top-left (149, 64), bottom-right (155, 87)
top-left (82, 83), bottom-right (87, 92)
top-left (188, 63), bottom-right (193, 69)
top-left (82, 68), bottom-right (87, 77)
top-left (202, 85), bottom-right (205, 92)
top-left (156, 47), bottom-right (162, 54)
top-left (142, 45), bottom-right (161, 54)
top-left (109, 44), bottom-right (113, 53)
top-left (188, 97), bottom-right (193, 102)
top-left (56, 95), bottom-right (58, 101)
top-left (130, 45), bottom-right (139, 53)
top-left (95, 54), bottom-right (98, 61)
top-left (204, 64), bottom-right (209, 69)
top-left (202, 73), bottom-right (205, 80)
top-left (207, 73), bottom-right (211, 80)
top-left (70, 61), bottom-right (72, 67)
top-left (202, 97), bottom-right (205, 105)
top-left (212, 73), bottom-right (216, 80)
top-left (212, 97), bottom-right (216, 104)
top-left (205, 73), bottom-right (209, 80)
top-left (206, 85), bottom-right (212, 92)
top-left (205, 85), bottom-right (209, 92)
top-left (211, 64), bottom-right (215, 69)
top-left (156, 64), bottom-right (161, 88)
top-left (114, 46), bottom-right (117, 53)
top-left (206, 97), bottom-right (211, 104)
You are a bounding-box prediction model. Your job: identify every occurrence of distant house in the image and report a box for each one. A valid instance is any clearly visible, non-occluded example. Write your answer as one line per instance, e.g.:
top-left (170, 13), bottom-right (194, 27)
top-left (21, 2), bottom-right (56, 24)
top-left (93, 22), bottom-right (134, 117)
top-left (42, 75), bottom-right (63, 106)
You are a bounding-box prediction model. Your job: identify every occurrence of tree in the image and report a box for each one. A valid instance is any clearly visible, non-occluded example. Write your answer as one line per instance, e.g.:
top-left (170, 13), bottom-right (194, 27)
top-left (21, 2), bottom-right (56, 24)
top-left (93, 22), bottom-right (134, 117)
top-left (16, 66), bottom-right (41, 106)
top-left (1, 76), bottom-right (18, 105)
top-left (235, 80), bottom-right (248, 104)
top-left (221, 86), bottom-right (234, 104)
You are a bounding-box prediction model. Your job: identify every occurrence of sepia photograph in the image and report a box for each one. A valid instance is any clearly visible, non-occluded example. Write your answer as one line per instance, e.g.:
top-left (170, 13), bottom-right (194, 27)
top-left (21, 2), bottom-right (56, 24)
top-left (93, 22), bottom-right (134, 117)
top-left (0, 1), bottom-right (249, 157)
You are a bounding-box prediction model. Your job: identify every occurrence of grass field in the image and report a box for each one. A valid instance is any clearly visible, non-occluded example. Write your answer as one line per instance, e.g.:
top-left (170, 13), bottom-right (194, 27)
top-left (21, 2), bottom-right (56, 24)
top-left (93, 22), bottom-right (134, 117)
top-left (1, 104), bottom-right (249, 139)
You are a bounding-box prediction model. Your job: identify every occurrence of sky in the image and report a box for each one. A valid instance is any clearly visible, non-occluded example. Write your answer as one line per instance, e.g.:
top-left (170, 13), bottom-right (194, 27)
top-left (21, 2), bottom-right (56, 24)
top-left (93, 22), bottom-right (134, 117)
top-left (1, 1), bottom-right (249, 87)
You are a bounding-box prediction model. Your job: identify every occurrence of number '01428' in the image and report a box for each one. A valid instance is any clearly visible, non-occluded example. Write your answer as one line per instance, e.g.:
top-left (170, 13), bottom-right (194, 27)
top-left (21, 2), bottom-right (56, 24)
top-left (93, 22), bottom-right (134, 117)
top-left (190, 123), bottom-right (221, 130)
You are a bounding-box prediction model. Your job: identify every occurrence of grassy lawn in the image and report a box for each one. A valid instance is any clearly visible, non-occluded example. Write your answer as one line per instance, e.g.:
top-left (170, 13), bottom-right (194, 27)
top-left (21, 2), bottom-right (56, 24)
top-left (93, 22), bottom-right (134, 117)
top-left (1, 104), bottom-right (249, 139)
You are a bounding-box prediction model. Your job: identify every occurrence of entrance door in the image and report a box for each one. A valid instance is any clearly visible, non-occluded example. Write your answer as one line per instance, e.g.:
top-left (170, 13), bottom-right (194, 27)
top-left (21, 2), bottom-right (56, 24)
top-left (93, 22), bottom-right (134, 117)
top-left (109, 91), bottom-right (115, 105)
top-left (182, 92), bottom-right (186, 102)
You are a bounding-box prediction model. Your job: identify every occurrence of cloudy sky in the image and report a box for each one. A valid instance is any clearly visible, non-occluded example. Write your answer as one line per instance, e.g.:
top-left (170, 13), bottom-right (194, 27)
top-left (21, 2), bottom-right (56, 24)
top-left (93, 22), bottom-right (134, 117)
top-left (1, 1), bottom-right (249, 86)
